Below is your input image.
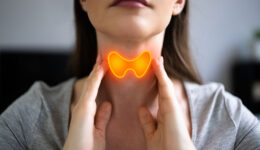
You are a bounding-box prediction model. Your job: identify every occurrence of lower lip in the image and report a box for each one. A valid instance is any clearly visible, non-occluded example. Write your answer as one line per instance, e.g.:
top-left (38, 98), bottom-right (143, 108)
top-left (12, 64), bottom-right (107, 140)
top-left (114, 1), bottom-right (147, 8)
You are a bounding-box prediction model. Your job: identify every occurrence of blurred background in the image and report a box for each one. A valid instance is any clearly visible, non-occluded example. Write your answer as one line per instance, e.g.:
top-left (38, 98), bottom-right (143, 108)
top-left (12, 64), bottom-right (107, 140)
top-left (0, 0), bottom-right (260, 117)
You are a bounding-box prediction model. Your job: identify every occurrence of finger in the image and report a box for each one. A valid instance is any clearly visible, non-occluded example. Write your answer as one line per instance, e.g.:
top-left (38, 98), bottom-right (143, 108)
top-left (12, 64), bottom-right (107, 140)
top-left (81, 56), bottom-right (108, 104)
top-left (138, 107), bottom-right (156, 139)
top-left (151, 56), bottom-right (172, 89)
top-left (87, 56), bottom-right (107, 88)
top-left (151, 56), bottom-right (175, 102)
top-left (95, 101), bottom-right (112, 132)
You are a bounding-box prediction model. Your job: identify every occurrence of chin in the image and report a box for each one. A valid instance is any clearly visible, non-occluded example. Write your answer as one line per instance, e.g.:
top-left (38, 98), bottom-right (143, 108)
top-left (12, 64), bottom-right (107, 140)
top-left (116, 29), bottom-right (148, 40)
top-left (110, 20), bottom-right (153, 40)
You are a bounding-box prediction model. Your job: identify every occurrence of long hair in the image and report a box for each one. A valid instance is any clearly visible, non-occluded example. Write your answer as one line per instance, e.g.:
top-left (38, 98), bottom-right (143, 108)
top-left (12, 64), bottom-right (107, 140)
top-left (68, 0), bottom-right (202, 84)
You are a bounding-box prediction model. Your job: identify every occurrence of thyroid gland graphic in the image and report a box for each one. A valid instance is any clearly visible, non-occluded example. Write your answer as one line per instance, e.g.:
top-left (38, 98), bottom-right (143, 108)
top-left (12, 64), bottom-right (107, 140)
top-left (107, 51), bottom-right (152, 79)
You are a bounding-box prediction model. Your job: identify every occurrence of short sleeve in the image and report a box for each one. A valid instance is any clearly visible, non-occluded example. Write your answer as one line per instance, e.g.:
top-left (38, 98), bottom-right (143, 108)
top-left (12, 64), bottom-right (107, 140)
top-left (224, 93), bottom-right (260, 150)
top-left (0, 116), bottom-right (26, 150)
top-left (235, 123), bottom-right (260, 150)
top-left (0, 82), bottom-right (43, 149)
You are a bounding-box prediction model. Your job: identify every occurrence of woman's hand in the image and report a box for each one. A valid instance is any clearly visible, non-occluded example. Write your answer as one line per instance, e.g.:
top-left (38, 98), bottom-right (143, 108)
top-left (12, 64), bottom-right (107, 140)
top-left (138, 57), bottom-right (196, 150)
top-left (63, 56), bottom-right (112, 150)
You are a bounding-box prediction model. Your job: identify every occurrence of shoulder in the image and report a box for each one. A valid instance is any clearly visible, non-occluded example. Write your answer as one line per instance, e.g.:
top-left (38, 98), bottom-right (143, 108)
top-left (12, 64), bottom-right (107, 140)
top-left (1, 77), bottom-right (76, 118)
top-left (184, 81), bottom-right (232, 115)
top-left (0, 77), bottom-right (77, 147)
top-left (184, 81), bottom-right (227, 101)
top-left (1, 80), bottom-right (48, 125)
top-left (184, 81), bottom-right (258, 126)
top-left (184, 81), bottom-right (260, 148)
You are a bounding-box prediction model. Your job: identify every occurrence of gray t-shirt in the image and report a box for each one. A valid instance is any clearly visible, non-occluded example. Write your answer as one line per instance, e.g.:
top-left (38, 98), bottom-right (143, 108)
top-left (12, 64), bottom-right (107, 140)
top-left (0, 77), bottom-right (260, 150)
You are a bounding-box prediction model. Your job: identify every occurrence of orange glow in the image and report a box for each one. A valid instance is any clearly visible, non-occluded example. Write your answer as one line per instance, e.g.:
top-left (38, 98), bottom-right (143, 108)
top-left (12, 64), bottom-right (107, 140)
top-left (108, 51), bottom-right (152, 79)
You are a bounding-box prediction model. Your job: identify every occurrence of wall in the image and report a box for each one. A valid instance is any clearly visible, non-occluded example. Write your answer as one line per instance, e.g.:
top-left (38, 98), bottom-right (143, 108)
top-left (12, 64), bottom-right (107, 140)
top-left (189, 0), bottom-right (260, 90)
top-left (1, 0), bottom-right (260, 91)
top-left (0, 0), bottom-right (74, 51)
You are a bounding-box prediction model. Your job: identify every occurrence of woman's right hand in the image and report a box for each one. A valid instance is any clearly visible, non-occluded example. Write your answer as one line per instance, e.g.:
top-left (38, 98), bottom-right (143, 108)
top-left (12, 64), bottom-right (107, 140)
top-left (63, 56), bottom-right (112, 150)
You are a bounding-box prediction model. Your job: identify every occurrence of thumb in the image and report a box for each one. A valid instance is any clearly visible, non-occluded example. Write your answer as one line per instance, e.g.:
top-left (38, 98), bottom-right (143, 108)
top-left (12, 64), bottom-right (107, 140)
top-left (138, 107), bottom-right (156, 140)
top-left (95, 101), bottom-right (112, 133)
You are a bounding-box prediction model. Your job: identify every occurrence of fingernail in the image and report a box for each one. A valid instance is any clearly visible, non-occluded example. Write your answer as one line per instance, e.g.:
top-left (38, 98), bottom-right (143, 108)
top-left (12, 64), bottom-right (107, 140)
top-left (155, 56), bottom-right (162, 66)
top-left (160, 56), bottom-right (164, 64)
top-left (154, 57), bottom-right (159, 64)
top-left (96, 63), bottom-right (102, 72)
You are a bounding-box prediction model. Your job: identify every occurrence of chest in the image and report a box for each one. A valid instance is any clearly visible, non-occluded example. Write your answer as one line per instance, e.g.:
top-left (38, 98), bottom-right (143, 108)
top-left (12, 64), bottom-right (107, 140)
top-left (105, 119), bottom-right (147, 150)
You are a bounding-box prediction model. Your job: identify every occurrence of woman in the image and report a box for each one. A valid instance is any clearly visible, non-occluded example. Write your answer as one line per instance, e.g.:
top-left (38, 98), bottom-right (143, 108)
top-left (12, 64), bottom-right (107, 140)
top-left (0, 0), bottom-right (259, 149)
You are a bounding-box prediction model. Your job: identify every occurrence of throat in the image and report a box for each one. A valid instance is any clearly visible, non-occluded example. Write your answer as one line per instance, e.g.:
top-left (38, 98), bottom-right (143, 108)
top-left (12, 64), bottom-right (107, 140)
top-left (97, 70), bottom-right (159, 120)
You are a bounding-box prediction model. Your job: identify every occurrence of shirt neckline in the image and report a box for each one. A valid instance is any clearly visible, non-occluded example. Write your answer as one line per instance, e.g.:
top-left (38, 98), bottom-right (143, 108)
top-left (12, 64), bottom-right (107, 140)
top-left (63, 77), bottom-right (77, 140)
top-left (183, 80), bottom-right (197, 144)
top-left (63, 77), bottom-right (197, 145)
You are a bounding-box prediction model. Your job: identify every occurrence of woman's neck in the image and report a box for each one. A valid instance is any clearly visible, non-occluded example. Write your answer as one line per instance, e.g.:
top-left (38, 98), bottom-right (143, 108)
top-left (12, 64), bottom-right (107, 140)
top-left (95, 31), bottom-right (165, 121)
top-left (99, 69), bottom-right (159, 121)
top-left (96, 31), bottom-right (164, 61)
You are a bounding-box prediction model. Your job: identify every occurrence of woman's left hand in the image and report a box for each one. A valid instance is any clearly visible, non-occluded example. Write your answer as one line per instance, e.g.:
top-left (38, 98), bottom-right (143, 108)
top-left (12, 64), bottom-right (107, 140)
top-left (138, 57), bottom-right (196, 150)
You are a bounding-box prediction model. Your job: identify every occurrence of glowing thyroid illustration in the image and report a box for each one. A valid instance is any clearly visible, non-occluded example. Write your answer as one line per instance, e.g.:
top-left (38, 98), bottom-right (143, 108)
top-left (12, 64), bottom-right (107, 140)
top-left (108, 51), bottom-right (152, 79)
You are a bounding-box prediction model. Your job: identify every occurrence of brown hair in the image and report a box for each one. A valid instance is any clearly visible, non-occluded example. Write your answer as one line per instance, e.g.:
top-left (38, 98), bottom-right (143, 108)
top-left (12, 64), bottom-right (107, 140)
top-left (68, 0), bottom-right (202, 84)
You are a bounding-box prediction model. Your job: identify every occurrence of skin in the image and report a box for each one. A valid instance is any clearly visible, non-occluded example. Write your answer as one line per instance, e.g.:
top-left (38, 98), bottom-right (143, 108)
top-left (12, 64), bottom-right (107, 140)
top-left (63, 0), bottom-right (196, 149)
